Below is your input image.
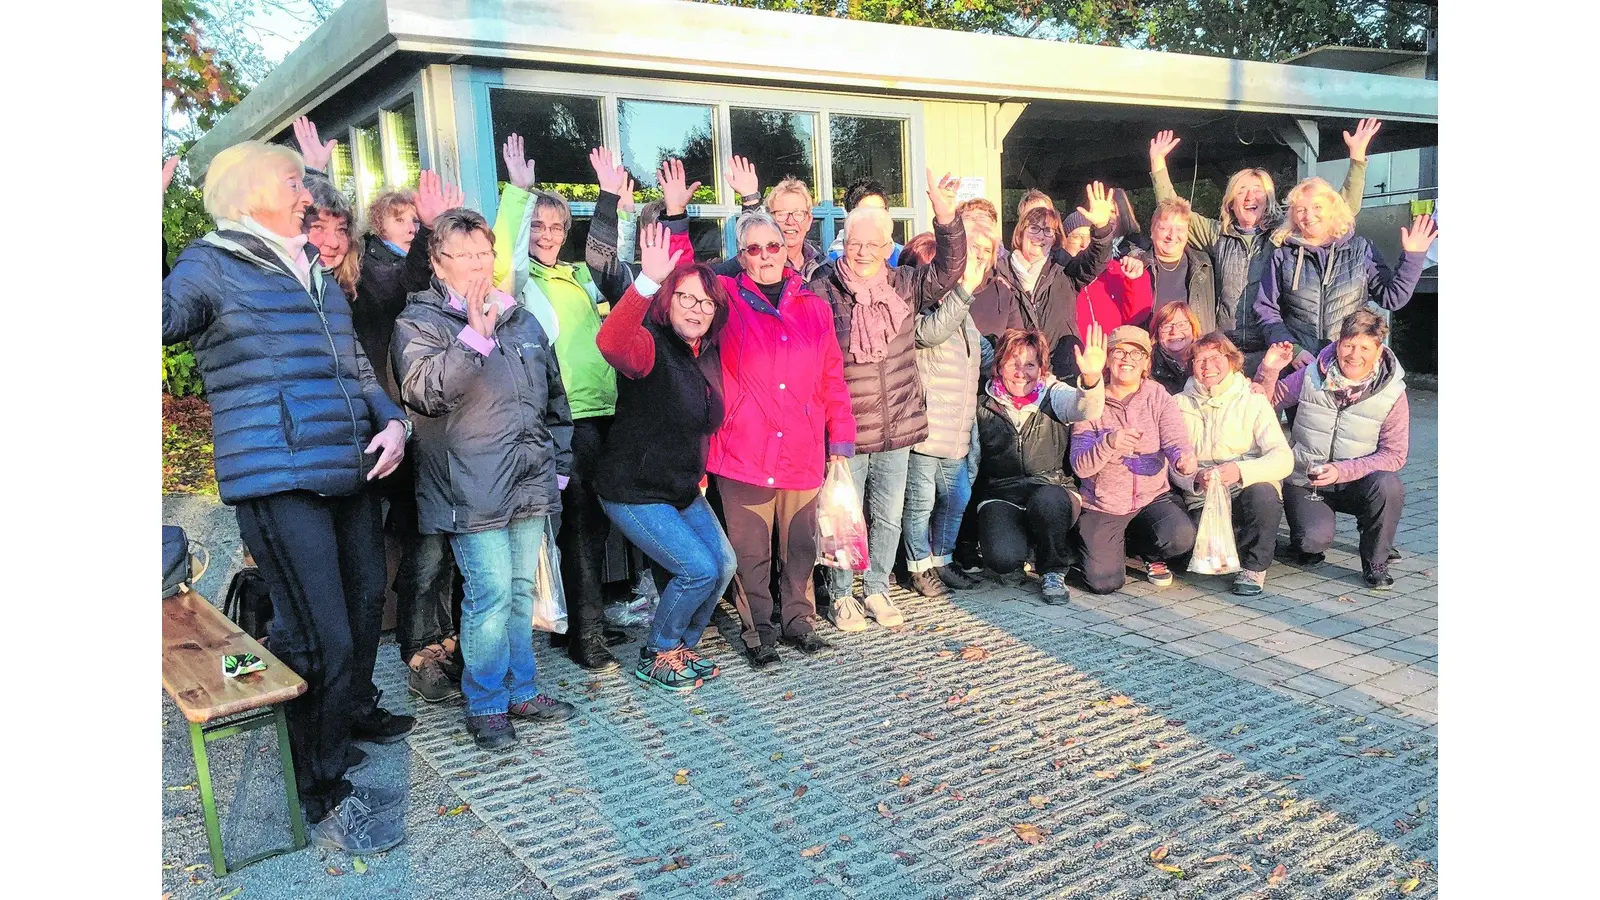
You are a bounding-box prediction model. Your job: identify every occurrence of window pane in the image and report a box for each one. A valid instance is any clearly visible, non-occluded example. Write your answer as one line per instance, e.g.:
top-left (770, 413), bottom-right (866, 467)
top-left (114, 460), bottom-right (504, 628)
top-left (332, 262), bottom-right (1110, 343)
top-left (488, 89), bottom-right (604, 201)
top-left (830, 115), bottom-right (908, 207)
top-left (328, 141), bottom-right (357, 208)
top-left (729, 108), bottom-right (817, 197)
top-left (383, 102), bottom-right (421, 190)
top-left (618, 99), bottom-right (717, 206)
top-left (353, 123), bottom-right (384, 213)
top-left (690, 219), bottom-right (725, 262)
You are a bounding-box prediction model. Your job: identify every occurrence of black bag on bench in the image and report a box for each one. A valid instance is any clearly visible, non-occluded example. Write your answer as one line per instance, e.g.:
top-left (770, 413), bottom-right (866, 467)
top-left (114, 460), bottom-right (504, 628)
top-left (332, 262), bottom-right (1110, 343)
top-left (223, 568), bottom-right (274, 641)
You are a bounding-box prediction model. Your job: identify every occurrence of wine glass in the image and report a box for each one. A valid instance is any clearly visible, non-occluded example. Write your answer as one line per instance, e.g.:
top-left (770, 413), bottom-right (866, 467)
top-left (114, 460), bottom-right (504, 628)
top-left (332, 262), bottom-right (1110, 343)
top-left (1305, 459), bottom-right (1326, 502)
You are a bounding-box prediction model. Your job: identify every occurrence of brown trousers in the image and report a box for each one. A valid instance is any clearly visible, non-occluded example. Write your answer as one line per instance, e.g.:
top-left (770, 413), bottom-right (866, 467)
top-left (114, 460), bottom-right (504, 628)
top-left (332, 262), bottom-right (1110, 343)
top-left (715, 476), bottom-right (821, 650)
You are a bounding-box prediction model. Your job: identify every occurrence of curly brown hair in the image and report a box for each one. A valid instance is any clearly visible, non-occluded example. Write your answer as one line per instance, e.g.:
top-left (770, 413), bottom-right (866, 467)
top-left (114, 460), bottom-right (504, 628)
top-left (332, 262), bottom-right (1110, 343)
top-left (993, 328), bottom-right (1052, 380)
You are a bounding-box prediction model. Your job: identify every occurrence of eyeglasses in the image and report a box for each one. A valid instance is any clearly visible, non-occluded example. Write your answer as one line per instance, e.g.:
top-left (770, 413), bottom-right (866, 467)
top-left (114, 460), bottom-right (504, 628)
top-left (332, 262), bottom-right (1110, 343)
top-left (1024, 226), bottom-right (1055, 238)
top-left (1110, 347), bottom-right (1149, 361)
top-left (1193, 353), bottom-right (1229, 369)
top-left (674, 292), bottom-right (717, 314)
top-left (845, 241), bottom-right (888, 254)
top-left (770, 209), bottom-right (810, 223)
top-left (437, 250), bottom-right (495, 263)
top-left (285, 178), bottom-right (307, 195)
top-left (742, 241), bottom-right (784, 258)
top-left (530, 222), bottom-right (567, 236)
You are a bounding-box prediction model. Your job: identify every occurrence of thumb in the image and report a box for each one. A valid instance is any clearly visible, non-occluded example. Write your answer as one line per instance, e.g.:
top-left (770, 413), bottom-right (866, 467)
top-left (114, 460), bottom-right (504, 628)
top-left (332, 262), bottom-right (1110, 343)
top-left (686, 181), bottom-right (702, 197)
top-left (667, 249), bottom-right (684, 268)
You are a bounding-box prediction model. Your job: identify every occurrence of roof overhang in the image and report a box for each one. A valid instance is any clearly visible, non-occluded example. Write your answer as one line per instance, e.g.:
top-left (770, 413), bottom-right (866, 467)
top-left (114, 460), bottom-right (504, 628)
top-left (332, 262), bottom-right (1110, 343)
top-left (188, 0), bottom-right (1438, 174)
top-left (1284, 45), bottom-right (1430, 75)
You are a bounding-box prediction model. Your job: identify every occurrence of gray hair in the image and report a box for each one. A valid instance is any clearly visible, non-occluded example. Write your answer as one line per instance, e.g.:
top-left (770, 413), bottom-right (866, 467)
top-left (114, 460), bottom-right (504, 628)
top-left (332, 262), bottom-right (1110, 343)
top-left (842, 206), bottom-right (892, 244)
top-left (305, 173), bottom-right (352, 225)
top-left (735, 209), bottom-right (782, 247)
top-left (428, 207), bottom-right (495, 257)
top-left (203, 140), bottom-right (304, 222)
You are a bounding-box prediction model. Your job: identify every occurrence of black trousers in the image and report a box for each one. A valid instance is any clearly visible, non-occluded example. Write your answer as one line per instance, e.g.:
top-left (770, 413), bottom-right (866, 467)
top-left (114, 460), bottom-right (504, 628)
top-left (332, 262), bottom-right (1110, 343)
top-left (382, 453), bottom-right (458, 661)
top-left (1186, 482), bottom-right (1283, 574)
top-left (1076, 492), bottom-right (1197, 594)
top-left (977, 484), bottom-right (1080, 575)
top-left (1284, 471), bottom-right (1405, 573)
top-left (558, 417), bottom-right (613, 640)
top-left (234, 489), bottom-right (386, 822)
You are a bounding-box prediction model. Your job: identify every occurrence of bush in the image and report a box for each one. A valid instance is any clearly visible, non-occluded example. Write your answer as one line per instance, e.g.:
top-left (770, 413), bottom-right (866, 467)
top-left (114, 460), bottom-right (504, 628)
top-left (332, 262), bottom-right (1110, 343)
top-left (163, 343), bottom-right (205, 398)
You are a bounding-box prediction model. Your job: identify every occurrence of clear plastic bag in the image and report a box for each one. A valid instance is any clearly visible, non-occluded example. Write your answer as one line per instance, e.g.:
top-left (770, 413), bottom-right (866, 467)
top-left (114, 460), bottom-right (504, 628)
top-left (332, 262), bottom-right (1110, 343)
top-left (533, 515), bottom-right (569, 633)
top-left (1188, 476), bottom-right (1241, 575)
top-left (816, 459), bottom-right (869, 572)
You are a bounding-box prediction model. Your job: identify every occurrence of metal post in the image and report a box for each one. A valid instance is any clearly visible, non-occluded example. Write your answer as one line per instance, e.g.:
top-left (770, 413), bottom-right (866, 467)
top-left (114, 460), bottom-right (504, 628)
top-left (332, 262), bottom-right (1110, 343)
top-left (275, 706), bottom-right (308, 850)
top-left (190, 722), bottom-right (228, 876)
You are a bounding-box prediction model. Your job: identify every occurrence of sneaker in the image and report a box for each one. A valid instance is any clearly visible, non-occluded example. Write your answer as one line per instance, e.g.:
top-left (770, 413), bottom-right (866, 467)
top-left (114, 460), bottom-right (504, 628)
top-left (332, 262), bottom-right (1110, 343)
top-left (1387, 548), bottom-right (1403, 562)
top-left (829, 595), bottom-right (870, 632)
top-left (634, 648), bottom-right (704, 691)
top-left (988, 568), bottom-right (1025, 588)
top-left (408, 647), bottom-right (462, 704)
top-left (936, 564), bottom-right (981, 590)
top-left (465, 713), bottom-right (517, 751)
top-left (1232, 569), bottom-right (1266, 596)
top-left (862, 592), bottom-right (905, 627)
top-left (1364, 563), bottom-right (1395, 591)
top-left (509, 694), bottom-right (579, 722)
top-left (1293, 550), bottom-right (1326, 567)
top-left (1040, 572), bottom-right (1069, 603)
top-left (571, 633), bottom-right (621, 673)
top-left (907, 569), bottom-right (951, 599)
top-left (351, 708), bottom-right (416, 745)
top-left (680, 647), bottom-right (721, 680)
top-left (311, 794), bottom-right (405, 854)
top-left (746, 644), bottom-right (783, 671)
top-left (781, 632), bottom-right (833, 655)
top-left (1145, 561), bottom-right (1174, 588)
top-left (350, 782), bottom-right (405, 814)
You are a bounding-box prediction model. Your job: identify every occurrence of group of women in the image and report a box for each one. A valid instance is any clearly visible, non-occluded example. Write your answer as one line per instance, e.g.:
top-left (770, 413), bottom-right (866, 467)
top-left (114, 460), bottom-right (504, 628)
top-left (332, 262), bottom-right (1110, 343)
top-left (160, 114), bottom-right (1433, 854)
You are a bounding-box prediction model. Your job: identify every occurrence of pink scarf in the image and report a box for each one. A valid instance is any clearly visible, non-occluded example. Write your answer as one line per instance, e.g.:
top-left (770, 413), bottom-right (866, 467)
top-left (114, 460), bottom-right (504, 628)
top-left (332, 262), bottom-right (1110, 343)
top-left (837, 257), bottom-right (911, 364)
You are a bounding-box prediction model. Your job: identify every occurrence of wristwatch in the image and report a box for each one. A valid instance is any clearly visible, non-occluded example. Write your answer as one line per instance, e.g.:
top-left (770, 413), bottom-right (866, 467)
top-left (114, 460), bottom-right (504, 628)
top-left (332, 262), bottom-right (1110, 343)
top-left (739, 192), bottom-right (762, 206)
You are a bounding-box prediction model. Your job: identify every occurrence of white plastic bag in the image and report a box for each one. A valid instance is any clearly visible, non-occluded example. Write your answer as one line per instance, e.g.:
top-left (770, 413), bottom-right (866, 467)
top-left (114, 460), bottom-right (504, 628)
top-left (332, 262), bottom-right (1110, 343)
top-left (533, 515), bottom-right (569, 633)
top-left (816, 459), bottom-right (869, 572)
top-left (1188, 476), bottom-right (1240, 575)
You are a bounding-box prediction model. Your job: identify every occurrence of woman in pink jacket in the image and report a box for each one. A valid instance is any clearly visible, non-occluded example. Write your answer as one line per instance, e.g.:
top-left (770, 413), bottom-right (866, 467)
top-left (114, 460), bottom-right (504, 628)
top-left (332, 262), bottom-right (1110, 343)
top-left (1070, 325), bottom-right (1199, 594)
top-left (686, 208), bottom-right (857, 670)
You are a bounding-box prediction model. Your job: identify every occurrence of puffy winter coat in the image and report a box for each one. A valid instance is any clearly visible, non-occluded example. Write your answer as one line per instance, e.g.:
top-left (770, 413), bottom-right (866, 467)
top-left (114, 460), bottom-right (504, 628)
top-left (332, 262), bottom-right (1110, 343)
top-left (1174, 371), bottom-right (1293, 507)
top-left (1285, 344), bottom-right (1407, 487)
top-left (809, 217), bottom-right (967, 454)
top-left (975, 376), bottom-right (1105, 508)
top-left (911, 286), bottom-right (983, 459)
top-left (390, 280), bottom-right (574, 534)
top-left (1070, 379), bottom-right (1194, 516)
top-left (1000, 226), bottom-right (1114, 379)
top-left (163, 230), bottom-right (405, 505)
top-left (351, 228), bottom-right (433, 403)
top-left (1076, 261), bottom-right (1153, 335)
top-left (1255, 230), bottom-right (1426, 352)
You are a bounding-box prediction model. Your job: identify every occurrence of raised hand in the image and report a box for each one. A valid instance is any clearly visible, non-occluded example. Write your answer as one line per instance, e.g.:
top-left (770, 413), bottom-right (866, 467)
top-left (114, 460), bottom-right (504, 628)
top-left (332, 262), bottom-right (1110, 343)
top-left (162, 156), bottom-right (180, 194)
top-left (292, 116), bottom-right (336, 172)
top-left (1073, 322), bottom-right (1107, 385)
top-left (502, 133), bottom-right (536, 191)
top-left (638, 222), bottom-right (684, 284)
top-left (414, 170), bottom-right (464, 228)
top-left (1259, 341), bottom-right (1296, 374)
top-left (926, 168), bottom-right (959, 225)
top-left (659, 158), bottom-right (702, 216)
top-left (1118, 255), bottom-right (1145, 280)
top-left (1107, 427), bottom-right (1143, 456)
top-left (588, 147), bottom-right (629, 197)
top-left (726, 155), bottom-right (759, 200)
top-left (617, 174), bottom-right (637, 214)
top-left (1078, 181), bottom-right (1114, 229)
top-left (1400, 213), bottom-right (1437, 254)
top-left (463, 275), bottom-right (499, 339)
top-left (1342, 117), bottom-right (1382, 163)
top-left (1149, 130), bottom-right (1181, 171)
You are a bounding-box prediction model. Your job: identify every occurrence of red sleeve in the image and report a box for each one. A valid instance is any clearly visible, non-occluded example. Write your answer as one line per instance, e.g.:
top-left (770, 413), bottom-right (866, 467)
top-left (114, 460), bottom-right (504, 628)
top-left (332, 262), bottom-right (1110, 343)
top-left (595, 284), bottom-right (657, 379)
top-left (1121, 265), bottom-right (1153, 329)
top-left (668, 224), bottom-right (695, 266)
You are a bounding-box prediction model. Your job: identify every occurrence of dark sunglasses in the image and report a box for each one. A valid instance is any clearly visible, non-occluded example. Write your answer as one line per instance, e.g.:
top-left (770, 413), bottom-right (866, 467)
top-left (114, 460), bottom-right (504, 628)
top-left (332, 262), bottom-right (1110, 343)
top-left (742, 241), bottom-right (783, 258)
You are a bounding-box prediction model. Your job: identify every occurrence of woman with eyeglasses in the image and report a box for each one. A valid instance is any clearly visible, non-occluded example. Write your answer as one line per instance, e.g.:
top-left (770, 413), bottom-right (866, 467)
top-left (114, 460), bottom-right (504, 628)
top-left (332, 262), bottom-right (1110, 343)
top-left (999, 184), bottom-right (1117, 380)
top-left (805, 169), bottom-right (966, 633)
top-left (1149, 301), bottom-right (1204, 395)
top-left (594, 224), bottom-right (737, 691)
top-left (1070, 325), bottom-right (1199, 594)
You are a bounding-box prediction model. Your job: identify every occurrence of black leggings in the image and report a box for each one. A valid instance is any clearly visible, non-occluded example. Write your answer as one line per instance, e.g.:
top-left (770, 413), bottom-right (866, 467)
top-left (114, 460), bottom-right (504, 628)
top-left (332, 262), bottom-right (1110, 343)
top-left (1076, 492), bottom-right (1197, 594)
top-left (976, 484), bottom-right (1080, 575)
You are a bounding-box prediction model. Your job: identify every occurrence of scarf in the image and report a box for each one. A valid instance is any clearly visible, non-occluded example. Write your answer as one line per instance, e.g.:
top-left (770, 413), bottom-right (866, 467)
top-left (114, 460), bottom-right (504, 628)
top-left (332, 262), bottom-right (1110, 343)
top-left (1323, 353), bottom-right (1384, 409)
top-left (220, 216), bottom-right (313, 289)
top-left (382, 238), bottom-right (409, 258)
top-left (1010, 250), bottom-right (1046, 294)
top-left (838, 257), bottom-right (911, 364)
top-left (992, 376), bottom-right (1045, 410)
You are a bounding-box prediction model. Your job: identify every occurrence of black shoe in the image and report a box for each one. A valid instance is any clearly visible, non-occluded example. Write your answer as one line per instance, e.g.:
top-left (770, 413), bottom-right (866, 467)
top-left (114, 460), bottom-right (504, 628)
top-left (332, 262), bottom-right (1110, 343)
top-left (1364, 563), bottom-right (1395, 590)
top-left (351, 708), bottom-right (416, 745)
top-left (937, 564), bottom-right (982, 591)
top-left (1293, 551), bottom-right (1326, 567)
top-left (746, 644), bottom-right (782, 671)
top-left (344, 744), bottom-right (368, 773)
top-left (781, 632), bottom-right (833, 655)
top-left (465, 713), bottom-right (517, 751)
top-left (548, 631), bottom-right (569, 649)
top-left (571, 633), bottom-right (621, 672)
top-left (907, 569), bottom-right (951, 599)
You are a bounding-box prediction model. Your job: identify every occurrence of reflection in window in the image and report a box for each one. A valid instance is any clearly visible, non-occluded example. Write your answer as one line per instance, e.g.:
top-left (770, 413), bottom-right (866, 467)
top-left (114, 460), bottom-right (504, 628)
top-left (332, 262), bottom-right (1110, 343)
top-left (353, 123), bottom-right (384, 214)
top-left (830, 115), bottom-right (908, 207)
top-left (488, 89), bottom-right (604, 201)
top-left (619, 99), bottom-right (717, 206)
top-left (328, 141), bottom-right (357, 207)
top-left (383, 102), bottom-right (421, 190)
top-left (729, 108), bottom-right (817, 196)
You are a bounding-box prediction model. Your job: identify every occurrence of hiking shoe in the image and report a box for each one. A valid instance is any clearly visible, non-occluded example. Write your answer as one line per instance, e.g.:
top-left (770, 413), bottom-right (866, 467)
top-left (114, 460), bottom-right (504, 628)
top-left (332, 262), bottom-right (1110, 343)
top-left (439, 638), bottom-right (463, 681)
top-left (408, 647), bottom-right (462, 704)
top-left (572, 633), bottom-right (621, 673)
top-left (351, 708), bottom-right (415, 745)
top-left (782, 632), bottom-right (833, 655)
top-left (1232, 569), bottom-right (1266, 596)
top-left (862, 592), bottom-right (904, 627)
top-left (681, 647), bottom-right (721, 680)
top-left (937, 564), bottom-right (982, 591)
top-left (311, 793), bottom-right (405, 854)
top-left (1040, 572), bottom-right (1069, 603)
top-left (1387, 548), bottom-right (1402, 562)
top-left (635, 648), bottom-right (704, 691)
top-left (1293, 550), bottom-right (1326, 567)
top-left (1145, 561), bottom-right (1174, 588)
top-left (509, 694), bottom-right (579, 722)
top-left (465, 713), bottom-right (517, 751)
top-left (350, 782), bottom-right (405, 814)
top-left (746, 644), bottom-right (783, 671)
top-left (1364, 563), bottom-right (1395, 591)
top-left (907, 569), bottom-right (951, 599)
top-left (829, 595), bottom-right (870, 632)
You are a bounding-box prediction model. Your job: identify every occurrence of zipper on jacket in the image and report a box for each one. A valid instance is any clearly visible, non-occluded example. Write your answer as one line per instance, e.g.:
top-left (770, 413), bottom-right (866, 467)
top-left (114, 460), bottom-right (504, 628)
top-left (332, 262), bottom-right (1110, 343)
top-left (308, 278), bottom-right (365, 475)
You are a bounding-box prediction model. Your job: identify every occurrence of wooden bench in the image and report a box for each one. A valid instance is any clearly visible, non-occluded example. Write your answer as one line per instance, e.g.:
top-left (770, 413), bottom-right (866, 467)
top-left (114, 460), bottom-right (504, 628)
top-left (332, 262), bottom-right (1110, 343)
top-left (162, 587), bottom-right (308, 875)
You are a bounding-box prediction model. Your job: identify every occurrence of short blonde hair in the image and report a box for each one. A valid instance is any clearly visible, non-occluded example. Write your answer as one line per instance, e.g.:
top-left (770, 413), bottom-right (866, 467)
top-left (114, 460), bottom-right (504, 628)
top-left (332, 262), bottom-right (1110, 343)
top-left (956, 197), bottom-right (998, 226)
top-left (765, 177), bottom-right (813, 212)
top-left (203, 141), bottom-right (304, 222)
top-left (1275, 177), bottom-right (1354, 243)
top-left (531, 189), bottom-right (573, 234)
top-left (1151, 197), bottom-right (1193, 231)
top-left (1219, 168), bottom-right (1279, 233)
top-left (842, 206), bottom-right (892, 244)
top-left (365, 189), bottom-right (417, 238)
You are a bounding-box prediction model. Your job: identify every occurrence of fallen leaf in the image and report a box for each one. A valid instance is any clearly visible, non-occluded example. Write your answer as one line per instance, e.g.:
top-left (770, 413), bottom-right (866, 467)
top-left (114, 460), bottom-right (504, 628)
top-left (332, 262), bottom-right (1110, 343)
top-left (877, 802), bottom-right (895, 819)
top-left (446, 803), bottom-right (469, 816)
top-left (1230, 724), bottom-right (1248, 735)
top-left (891, 850), bottom-right (917, 865)
top-left (1011, 822), bottom-right (1045, 845)
top-left (711, 821), bottom-right (725, 828)
top-left (896, 773), bottom-right (912, 787)
top-left (183, 864), bottom-right (206, 872)
top-left (1154, 862), bottom-right (1185, 878)
top-left (1394, 818), bottom-right (1414, 834)
top-left (1397, 876), bottom-right (1421, 894)
top-left (1237, 862), bottom-right (1254, 873)
top-left (1062, 737), bottom-right (1078, 747)
top-left (1150, 846), bottom-right (1169, 862)
top-left (690, 708), bottom-right (706, 715)
top-left (793, 785), bottom-right (808, 799)
top-left (1110, 695), bottom-right (1132, 707)
top-left (1282, 773), bottom-right (1305, 781)
top-left (770, 752), bottom-right (784, 761)
top-left (1416, 800), bottom-right (1430, 815)
top-left (327, 867), bottom-right (344, 876)
top-left (782, 691), bottom-right (795, 701)
top-left (930, 781), bottom-right (949, 795)
top-left (1201, 796), bottom-right (1226, 808)
top-left (800, 844), bottom-right (827, 858)
top-left (950, 789), bottom-right (967, 801)
top-left (837, 834), bottom-right (853, 842)
top-left (975, 836), bottom-right (1004, 846)
top-left (987, 744), bottom-right (1000, 753)
top-left (1027, 794), bottom-right (1049, 809)
top-left (1130, 757), bottom-right (1155, 772)
top-left (166, 783), bottom-right (196, 792)
top-left (915, 730), bottom-right (938, 740)
top-left (352, 857), bottom-right (367, 875)
top-left (674, 769), bottom-right (690, 785)
top-left (1050, 758), bottom-right (1067, 770)
top-left (1203, 854), bottom-right (1232, 864)
top-left (1268, 863), bottom-right (1287, 885)
top-left (959, 646), bottom-right (991, 662)
top-left (1338, 595), bottom-right (1355, 603)
top-left (659, 855), bottom-right (691, 872)
top-left (1093, 839), bottom-right (1107, 850)
top-left (1360, 747), bottom-right (1395, 758)
top-left (1338, 736), bottom-right (1358, 744)
top-left (1093, 769), bottom-right (1119, 780)
top-left (1280, 798), bottom-right (1295, 810)
top-left (628, 857), bottom-right (662, 865)
top-left (711, 873), bottom-right (746, 887)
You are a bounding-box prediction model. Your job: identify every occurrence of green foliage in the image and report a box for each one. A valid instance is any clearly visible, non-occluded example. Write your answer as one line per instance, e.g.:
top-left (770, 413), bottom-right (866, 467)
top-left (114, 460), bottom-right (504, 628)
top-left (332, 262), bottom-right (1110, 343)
top-left (163, 344), bottom-right (206, 398)
top-left (163, 0), bottom-right (247, 134)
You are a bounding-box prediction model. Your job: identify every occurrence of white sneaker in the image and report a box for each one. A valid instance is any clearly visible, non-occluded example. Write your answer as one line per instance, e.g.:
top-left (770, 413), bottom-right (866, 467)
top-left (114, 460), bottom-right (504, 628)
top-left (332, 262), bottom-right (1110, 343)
top-left (829, 595), bottom-right (870, 632)
top-left (862, 592), bottom-right (904, 627)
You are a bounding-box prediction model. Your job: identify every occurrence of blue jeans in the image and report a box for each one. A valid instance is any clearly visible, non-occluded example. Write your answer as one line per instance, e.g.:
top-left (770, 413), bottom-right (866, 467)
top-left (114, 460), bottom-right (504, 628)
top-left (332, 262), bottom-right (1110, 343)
top-left (826, 447), bottom-right (912, 599)
top-left (600, 496), bottom-right (737, 654)
top-left (449, 515), bottom-right (547, 717)
top-left (902, 453), bottom-right (971, 572)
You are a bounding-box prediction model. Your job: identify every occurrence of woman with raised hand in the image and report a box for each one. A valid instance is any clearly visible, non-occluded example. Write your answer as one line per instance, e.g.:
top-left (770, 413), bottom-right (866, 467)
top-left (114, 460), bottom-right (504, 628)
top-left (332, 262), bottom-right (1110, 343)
top-left (1070, 325), bottom-right (1199, 594)
top-left (594, 224), bottom-right (737, 691)
top-left (1174, 332), bottom-right (1293, 596)
top-left (164, 141), bottom-right (411, 853)
top-left (971, 326), bottom-right (1107, 602)
top-left (1255, 178), bottom-right (1435, 362)
top-left (391, 208), bottom-right (578, 752)
top-left (1148, 119), bottom-right (1378, 369)
top-left (302, 175), bottom-right (360, 299)
top-left (998, 183), bottom-right (1117, 379)
top-left (808, 169), bottom-right (966, 632)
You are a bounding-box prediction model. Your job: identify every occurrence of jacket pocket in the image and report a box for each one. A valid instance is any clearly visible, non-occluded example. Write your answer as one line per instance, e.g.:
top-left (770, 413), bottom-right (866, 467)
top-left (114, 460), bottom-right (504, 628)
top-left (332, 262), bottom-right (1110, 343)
top-left (277, 392), bottom-right (295, 447)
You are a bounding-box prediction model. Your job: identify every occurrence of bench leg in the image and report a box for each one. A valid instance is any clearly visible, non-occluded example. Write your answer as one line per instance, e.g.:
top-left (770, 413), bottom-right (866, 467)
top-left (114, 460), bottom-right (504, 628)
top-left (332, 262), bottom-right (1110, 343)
top-left (274, 706), bottom-right (307, 850)
top-left (189, 721), bottom-right (228, 876)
